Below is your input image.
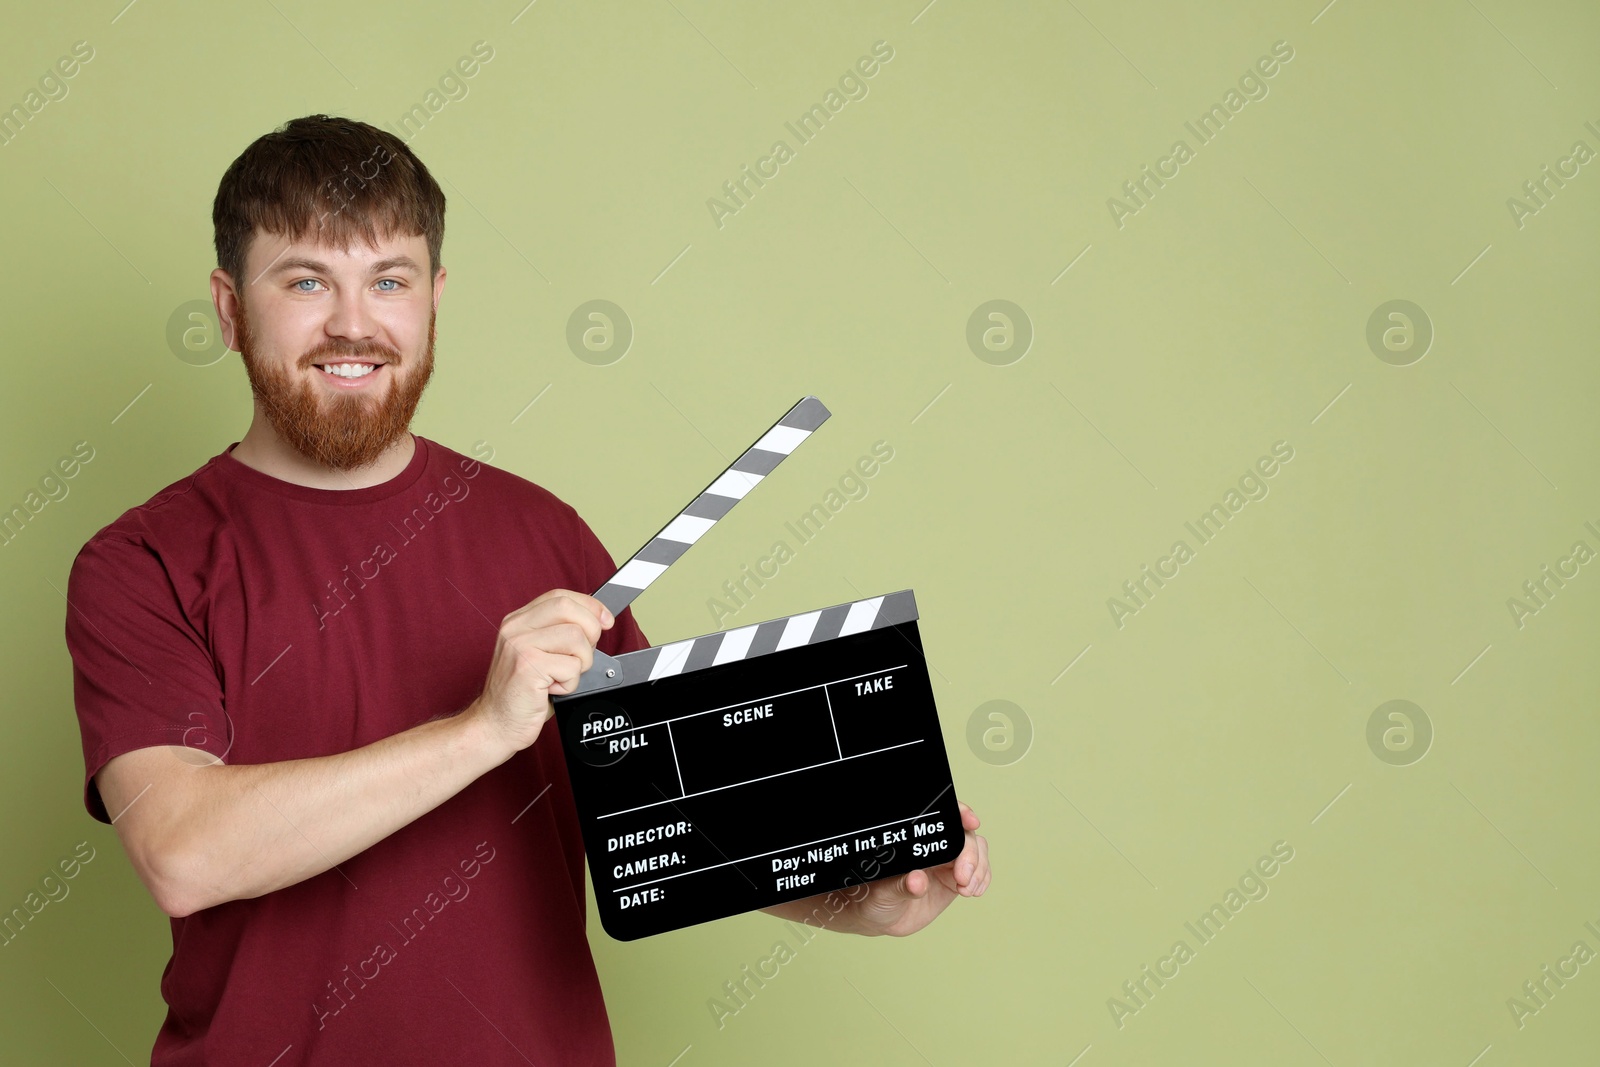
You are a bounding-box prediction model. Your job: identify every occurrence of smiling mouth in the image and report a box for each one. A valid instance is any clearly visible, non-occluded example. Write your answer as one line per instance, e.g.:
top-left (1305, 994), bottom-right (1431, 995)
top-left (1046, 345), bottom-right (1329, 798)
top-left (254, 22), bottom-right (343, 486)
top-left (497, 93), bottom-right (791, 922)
top-left (314, 361), bottom-right (385, 380)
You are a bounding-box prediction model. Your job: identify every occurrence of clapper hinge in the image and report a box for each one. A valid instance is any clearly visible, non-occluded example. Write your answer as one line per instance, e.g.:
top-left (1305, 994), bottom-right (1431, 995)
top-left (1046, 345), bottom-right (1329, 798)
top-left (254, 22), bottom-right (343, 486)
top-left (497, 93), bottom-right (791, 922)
top-left (571, 649), bottom-right (623, 695)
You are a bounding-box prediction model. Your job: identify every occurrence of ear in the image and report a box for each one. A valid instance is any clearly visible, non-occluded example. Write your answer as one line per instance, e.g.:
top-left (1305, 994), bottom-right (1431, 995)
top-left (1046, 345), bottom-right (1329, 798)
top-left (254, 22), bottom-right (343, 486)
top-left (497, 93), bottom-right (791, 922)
top-left (210, 268), bottom-right (242, 352)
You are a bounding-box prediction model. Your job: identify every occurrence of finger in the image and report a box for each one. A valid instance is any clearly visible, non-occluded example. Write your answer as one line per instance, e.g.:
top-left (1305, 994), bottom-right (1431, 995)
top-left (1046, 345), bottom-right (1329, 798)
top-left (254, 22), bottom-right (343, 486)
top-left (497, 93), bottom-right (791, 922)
top-left (537, 589), bottom-right (614, 631)
top-left (545, 622), bottom-right (600, 673)
top-left (510, 639), bottom-right (584, 693)
top-left (556, 596), bottom-right (609, 647)
top-left (532, 648), bottom-right (588, 694)
top-left (566, 590), bottom-right (614, 630)
top-left (970, 834), bottom-right (990, 896)
top-left (951, 830), bottom-right (981, 892)
top-left (958, 801), bottom-right (980, 831)
top-left (506, 653), bottom-right (553, 696)
top-left (506, 591), bottom-right (610, 645)
top-left (504, 640), bottom-right (553, 687)
top-left (510, 625), bottom-right (593, 677)
top-left (877, 869), bottom-right (929, 902)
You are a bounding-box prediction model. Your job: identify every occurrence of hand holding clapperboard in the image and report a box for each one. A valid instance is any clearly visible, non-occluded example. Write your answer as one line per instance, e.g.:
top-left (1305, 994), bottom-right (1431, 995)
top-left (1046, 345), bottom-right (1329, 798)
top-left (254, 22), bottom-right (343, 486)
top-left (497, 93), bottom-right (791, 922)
top-left (551, 397), bottom-right (969, 940)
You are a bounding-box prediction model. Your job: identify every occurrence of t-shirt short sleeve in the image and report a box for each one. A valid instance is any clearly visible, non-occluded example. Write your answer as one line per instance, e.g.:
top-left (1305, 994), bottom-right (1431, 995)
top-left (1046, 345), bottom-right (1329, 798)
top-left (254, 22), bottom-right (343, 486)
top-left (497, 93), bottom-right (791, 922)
top-left (569, 507), bottom-right (652, 658)
top-left (65, 535), bottom-right (228, 823)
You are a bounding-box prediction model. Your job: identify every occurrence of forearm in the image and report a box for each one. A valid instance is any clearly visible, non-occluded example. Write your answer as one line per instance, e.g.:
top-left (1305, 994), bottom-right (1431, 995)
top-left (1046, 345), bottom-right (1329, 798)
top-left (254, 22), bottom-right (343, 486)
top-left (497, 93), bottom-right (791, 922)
top-left (129, 706), bottom-right (512, 916)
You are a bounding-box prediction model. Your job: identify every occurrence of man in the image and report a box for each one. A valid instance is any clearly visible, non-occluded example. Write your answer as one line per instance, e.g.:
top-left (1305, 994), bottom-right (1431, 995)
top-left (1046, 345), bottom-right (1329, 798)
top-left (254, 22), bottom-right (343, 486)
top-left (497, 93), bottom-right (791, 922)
top-left (66, 114), bottom-right (990, 1065)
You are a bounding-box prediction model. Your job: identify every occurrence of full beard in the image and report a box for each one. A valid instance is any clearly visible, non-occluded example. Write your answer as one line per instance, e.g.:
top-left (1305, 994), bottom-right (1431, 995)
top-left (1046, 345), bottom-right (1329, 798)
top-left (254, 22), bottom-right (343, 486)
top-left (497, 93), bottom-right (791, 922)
top-left (236, 302), bottom-right (436, 472)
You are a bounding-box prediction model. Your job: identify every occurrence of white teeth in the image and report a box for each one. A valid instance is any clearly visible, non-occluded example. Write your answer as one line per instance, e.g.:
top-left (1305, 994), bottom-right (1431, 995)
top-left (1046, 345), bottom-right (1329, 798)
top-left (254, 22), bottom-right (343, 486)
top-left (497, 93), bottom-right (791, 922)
top-left (321, 364), bottom-right (377, 379)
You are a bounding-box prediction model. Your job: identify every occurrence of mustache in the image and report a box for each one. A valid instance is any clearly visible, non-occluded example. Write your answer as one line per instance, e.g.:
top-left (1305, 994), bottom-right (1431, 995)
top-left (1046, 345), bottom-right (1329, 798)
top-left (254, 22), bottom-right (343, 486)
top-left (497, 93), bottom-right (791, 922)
top-left (298, 339), bottom-right (402, 368)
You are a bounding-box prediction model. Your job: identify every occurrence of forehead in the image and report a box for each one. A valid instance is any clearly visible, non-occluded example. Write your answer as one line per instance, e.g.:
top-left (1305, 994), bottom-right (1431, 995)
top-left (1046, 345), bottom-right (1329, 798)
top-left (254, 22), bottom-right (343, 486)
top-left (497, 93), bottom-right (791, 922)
top-left (247, 227), bottom-right (428, 275)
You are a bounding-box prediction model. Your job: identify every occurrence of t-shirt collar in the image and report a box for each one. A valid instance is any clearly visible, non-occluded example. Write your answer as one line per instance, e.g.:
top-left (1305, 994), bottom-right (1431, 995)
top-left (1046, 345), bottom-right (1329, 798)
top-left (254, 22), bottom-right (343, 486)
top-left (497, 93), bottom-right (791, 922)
top-left (215, 433), bottom-right (433, 505)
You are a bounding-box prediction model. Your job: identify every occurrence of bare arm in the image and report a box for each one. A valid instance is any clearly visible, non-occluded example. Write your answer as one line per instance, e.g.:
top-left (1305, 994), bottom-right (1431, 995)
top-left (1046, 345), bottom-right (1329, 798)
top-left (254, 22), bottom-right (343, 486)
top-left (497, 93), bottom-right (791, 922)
top-left (97, 590), bottom-right (614, 918)
top-left (99, 714), bottom-right (506, 917)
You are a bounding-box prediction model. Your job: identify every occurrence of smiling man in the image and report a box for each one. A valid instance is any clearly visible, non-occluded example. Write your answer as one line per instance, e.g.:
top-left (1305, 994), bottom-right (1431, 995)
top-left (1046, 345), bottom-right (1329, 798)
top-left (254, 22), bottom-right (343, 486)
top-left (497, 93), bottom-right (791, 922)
top-left (63, 114), bottom-right (989, 1066)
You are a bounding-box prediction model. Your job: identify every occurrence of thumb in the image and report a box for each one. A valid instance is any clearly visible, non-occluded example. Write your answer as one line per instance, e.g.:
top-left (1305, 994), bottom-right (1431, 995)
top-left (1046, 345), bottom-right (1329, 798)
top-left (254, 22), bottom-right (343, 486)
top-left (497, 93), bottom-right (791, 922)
top-left (878, 869), bottom-right (929, 902)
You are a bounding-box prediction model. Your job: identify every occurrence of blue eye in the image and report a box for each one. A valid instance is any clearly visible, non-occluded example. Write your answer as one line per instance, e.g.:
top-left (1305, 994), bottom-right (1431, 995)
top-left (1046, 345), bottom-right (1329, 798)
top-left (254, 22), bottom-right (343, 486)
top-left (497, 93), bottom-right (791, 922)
top-left (375, 279), bottom-right (399, 292)
top-left (294, 279), bottom-right (320, 292)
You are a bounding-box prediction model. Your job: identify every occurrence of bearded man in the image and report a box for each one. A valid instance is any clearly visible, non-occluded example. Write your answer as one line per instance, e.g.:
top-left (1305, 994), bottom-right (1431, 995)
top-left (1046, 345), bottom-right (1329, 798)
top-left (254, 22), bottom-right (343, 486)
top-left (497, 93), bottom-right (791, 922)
top-left (64, 114), bottom-right (989, 1066)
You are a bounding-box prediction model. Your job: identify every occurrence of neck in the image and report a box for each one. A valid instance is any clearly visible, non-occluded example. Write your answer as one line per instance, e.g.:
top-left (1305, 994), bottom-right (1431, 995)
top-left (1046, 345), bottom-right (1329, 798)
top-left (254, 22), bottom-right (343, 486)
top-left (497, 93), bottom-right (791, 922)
top-left (230, 409), bottom-right (417, 490)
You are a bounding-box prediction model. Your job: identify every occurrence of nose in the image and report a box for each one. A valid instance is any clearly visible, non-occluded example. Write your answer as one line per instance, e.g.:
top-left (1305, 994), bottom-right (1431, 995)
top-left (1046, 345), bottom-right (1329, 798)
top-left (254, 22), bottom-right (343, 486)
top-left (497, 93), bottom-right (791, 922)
top-left (323, 286), bottom-right (382, 349)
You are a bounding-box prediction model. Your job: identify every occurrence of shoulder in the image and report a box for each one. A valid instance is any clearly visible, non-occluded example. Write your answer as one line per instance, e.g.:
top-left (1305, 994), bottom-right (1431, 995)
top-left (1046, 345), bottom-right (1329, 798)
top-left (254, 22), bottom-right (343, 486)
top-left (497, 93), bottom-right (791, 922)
top-left (417, 439), bottom-right (623, 587)
top-left (70, 451), bottom-right (232, 576)
top-left (419, 437), bottom-right (583, 526)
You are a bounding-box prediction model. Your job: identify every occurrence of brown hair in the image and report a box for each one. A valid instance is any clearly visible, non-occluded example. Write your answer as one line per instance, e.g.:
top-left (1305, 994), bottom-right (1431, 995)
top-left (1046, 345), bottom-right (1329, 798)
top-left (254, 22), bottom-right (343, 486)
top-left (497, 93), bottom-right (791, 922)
top-left (212, 114), bottom-right (446, 289)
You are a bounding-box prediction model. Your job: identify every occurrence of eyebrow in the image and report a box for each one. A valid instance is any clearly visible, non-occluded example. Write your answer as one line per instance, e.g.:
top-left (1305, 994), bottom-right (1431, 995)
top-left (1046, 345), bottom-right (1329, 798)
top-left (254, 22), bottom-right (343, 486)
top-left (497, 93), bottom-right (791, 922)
top-left (266, 255), bottom-right (424, 277)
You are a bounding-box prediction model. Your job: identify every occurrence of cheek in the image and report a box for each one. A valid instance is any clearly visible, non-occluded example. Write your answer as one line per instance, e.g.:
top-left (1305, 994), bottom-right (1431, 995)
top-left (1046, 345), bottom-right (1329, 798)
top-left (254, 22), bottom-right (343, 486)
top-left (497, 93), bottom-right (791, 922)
top-left (248, 308), bottom-right (322, 366)
top-left (374, 304), bottom-right (432, 346)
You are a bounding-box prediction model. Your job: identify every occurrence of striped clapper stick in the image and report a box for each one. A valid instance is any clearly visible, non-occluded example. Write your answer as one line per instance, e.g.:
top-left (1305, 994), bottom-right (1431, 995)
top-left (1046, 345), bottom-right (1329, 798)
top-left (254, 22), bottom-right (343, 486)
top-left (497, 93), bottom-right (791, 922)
top-left (551, 401), bottom-right (964, 941)
top-left (586, 395), bottom-right (832, 623)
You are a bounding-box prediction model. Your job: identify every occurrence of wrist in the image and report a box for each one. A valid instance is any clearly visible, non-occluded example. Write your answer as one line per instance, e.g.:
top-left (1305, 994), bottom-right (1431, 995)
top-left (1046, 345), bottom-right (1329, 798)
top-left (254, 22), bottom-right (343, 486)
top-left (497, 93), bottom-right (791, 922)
top-left (457, 698), bottom-right (519, 769)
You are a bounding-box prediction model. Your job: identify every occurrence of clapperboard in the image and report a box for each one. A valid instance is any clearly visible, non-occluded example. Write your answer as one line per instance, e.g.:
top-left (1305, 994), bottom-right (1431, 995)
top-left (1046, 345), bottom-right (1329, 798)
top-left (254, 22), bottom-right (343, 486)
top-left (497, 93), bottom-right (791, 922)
top-left (551, 396), bottom-right (965, 940)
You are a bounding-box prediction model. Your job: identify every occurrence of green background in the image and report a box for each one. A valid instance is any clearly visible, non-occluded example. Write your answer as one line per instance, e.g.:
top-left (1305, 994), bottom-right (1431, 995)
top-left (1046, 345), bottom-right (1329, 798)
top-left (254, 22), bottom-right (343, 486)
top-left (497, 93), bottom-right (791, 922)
top-left (2, 0), bottom-right (1597, 1063)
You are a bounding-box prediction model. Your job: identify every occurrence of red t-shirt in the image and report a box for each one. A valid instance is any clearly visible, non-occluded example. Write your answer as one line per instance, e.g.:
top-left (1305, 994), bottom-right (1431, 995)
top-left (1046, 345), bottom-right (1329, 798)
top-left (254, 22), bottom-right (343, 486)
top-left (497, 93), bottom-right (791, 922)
top-left (64, 435), bottom-right (650, 1066)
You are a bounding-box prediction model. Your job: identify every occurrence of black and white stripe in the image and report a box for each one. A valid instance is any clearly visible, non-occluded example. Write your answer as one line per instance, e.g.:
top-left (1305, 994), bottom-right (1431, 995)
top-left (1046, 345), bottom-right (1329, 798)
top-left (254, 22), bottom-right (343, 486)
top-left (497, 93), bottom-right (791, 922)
top-left (602, 590), bottom-right (918, 690)
top-left (593, 396), bottom-right (831, 618)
